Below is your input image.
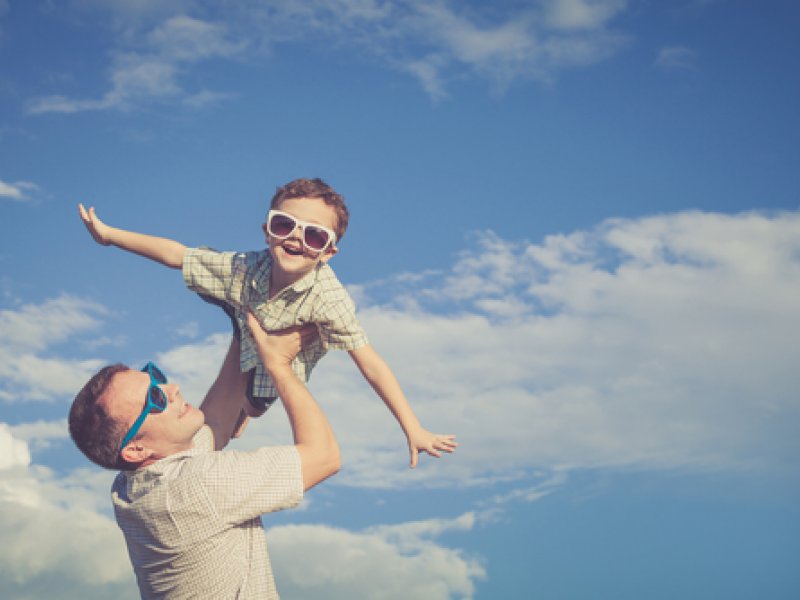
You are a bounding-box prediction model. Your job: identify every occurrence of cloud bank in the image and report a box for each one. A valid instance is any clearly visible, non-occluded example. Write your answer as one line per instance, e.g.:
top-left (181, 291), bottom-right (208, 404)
top-left (241, 210), bottom-right (800, 487)
top-left (3, 210), bottom-right (797, 487)
top-left (1, 209), bottom-right (797, 598)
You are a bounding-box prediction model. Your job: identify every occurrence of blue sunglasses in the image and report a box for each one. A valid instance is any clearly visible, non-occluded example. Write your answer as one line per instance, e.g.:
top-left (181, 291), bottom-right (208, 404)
top-left (118, 362), bottom-right (169, 453)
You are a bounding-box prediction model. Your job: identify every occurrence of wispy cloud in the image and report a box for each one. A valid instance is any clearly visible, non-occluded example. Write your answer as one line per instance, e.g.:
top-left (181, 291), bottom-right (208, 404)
top-left (0, 179), bottom-right (39, 202)
top-left (26, 15), bottom-right (246, 115)
top-left (28, 0), bottom-right (633, 112)
top-left (0, 295), bottom-right (108, 401)
top-left (655, 45), bottom-right (698, 70)
top-left (9, 419), bottom-right (69, 452)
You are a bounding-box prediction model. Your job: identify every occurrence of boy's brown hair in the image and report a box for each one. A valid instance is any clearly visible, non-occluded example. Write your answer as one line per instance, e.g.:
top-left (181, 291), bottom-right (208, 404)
top-left (270, 178), bottom-right (350, 242)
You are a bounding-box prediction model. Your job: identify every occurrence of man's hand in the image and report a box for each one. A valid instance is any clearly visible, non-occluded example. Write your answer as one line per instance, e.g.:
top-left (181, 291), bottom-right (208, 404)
top-left (78, 203), bottom-right (113, 246)
top-left (245, 312), bottom-right (317, 372)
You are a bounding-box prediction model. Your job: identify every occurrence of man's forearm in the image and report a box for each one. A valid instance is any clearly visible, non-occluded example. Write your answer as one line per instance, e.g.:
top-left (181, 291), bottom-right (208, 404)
top-left (268, 363), bottom-right (340, 491)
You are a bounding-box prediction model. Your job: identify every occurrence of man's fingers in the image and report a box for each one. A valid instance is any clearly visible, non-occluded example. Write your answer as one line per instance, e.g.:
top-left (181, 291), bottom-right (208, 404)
top-left (245, 312), bottom-right (265, 338)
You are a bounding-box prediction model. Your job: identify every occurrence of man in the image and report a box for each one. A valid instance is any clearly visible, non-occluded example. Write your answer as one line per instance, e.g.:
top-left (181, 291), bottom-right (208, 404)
top-left (68, 313), bottom-right (340, 599)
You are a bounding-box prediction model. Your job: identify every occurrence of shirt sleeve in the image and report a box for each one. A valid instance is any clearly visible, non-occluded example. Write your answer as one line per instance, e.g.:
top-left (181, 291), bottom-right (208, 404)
top-left (199, 446), bottom-right (304, 525)
top-left (182, 247), bottom-right (249, 308)
top-left (313, 274), bottom-right (369, 351)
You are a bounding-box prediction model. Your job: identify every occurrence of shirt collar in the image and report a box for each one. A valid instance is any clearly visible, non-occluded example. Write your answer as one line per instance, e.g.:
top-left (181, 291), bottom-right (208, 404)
top-left (252, 253), bottom-right (321, 298)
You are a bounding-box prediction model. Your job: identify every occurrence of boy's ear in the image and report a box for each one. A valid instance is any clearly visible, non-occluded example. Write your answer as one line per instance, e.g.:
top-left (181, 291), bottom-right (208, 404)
top-left (120, 441), bottom-right (153, 465)
top-left (262, 222), bottom-right (270, 240)
top-left (319, 245), bottom-right (338, 264)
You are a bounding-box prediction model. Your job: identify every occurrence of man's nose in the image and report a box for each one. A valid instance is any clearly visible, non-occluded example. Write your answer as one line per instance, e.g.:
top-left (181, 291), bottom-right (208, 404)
top-left (163, 383), bottom-right (179, 403)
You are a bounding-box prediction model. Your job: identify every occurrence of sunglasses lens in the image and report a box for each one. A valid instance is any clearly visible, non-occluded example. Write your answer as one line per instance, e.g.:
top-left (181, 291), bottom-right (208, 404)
top-left (304, 226), bottom-right (330, 251)
top-left (270, 213), bottom-right (297, 238)
top-left (148, 385), bottom-right (168, 412)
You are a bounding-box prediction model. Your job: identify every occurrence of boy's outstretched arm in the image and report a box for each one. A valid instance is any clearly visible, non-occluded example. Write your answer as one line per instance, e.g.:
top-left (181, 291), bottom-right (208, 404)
top-left (349, 344), bottom-right (457, 469)
top-left (78, 203), bottom-right (186, 268)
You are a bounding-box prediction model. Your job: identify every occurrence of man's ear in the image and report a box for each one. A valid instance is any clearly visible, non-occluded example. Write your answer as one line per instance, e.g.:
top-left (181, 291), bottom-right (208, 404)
top-left (120, 441), bottom-right (153, 465)
top-left (319, 245), bottom-right (338, 264)
top-left (262, 222), bottom-right (270, 243)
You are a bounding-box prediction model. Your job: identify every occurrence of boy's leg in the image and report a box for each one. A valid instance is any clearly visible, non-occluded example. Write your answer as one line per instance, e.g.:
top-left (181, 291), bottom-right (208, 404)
top-left (196, 293), bottom-right (261, 433)
top-left (232, 409), bottom-right (249, 438)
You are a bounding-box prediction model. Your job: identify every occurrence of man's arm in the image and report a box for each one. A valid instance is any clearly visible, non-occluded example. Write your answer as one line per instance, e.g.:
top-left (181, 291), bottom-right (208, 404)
top-left (199, 336), bottom-right (250, 450)
top-left (246, 312), bottom-right (340, 491)
top-left (349, 344), bottom-right (457, 468)
top-left (78, 203), bottom-right (186, 268)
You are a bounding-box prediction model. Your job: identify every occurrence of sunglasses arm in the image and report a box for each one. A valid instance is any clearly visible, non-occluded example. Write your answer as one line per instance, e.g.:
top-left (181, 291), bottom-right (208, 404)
top-left (119, 410), bottom-right (149, 451)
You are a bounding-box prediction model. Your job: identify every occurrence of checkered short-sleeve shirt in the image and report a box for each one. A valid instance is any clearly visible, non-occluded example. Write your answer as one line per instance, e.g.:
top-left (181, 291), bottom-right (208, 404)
top-left (183, 247), bottom-right (369, 399)
top-left (112, 426), bottom-right (302, 599)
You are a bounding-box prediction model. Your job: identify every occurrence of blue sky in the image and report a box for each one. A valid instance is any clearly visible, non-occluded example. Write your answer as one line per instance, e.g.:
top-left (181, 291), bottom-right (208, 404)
top-left (1, 0), bottom-right (799, 598)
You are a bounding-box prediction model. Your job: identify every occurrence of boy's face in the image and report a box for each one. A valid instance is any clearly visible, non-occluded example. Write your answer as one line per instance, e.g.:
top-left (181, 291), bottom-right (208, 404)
top-left (264, 196), bottom-right (339, 286)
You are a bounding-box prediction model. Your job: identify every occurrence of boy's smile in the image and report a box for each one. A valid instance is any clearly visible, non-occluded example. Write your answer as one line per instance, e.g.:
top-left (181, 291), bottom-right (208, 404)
top-left (265, 196), bottom-right (339, 294)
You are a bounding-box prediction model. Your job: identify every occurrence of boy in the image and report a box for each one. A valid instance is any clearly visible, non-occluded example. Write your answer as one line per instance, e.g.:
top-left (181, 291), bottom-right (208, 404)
top-left (78, 178), bottom-right (456, 468)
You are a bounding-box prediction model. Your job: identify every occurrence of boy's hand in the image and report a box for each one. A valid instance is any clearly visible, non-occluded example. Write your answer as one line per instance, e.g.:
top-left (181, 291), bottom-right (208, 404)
top-left (407, 428), bottom-right (458, 469)
top-left (78, 203), bottom-right (113, 246)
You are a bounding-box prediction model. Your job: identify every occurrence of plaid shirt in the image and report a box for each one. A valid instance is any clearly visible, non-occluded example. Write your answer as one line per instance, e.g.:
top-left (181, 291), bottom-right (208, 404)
top-left (183, 247), bottom-right (368, 399)
top-left (112, 426), bottom-right (302, 599)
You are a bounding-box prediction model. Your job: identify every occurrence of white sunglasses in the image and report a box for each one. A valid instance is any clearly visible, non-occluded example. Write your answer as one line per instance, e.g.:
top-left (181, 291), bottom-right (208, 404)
top-left (266, 210), bottom-right (337, 253)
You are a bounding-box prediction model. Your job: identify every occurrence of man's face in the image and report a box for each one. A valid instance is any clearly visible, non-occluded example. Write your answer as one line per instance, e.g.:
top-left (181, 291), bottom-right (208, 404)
top-left (103, 369), bottom-right (204, 461)
top-left (264, 196), bottom-right (338, 287)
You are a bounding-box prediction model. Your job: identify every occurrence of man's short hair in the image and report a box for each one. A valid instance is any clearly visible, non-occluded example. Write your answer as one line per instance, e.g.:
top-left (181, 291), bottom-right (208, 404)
top-left (68, 363), bottom-right (132, 471)
top-left (270, 178), bottom-right (350, 242)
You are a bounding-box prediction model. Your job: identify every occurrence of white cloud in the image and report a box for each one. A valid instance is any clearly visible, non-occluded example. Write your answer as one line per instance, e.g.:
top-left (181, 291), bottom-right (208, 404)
top-left (0, 425), bottom-right (137, 599)
top-left (655, 45), bottom-right (697, 70)
top-left (0, 423), bottom-right (30, 470)
top-left (0, 179), bottom-right (38, 202)
top-left (0, 421), bottom-right (481, 599)
top-left (268, 513), bottom-right (485, 600)
top-left (0, 295), bottom-right (107, 402)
